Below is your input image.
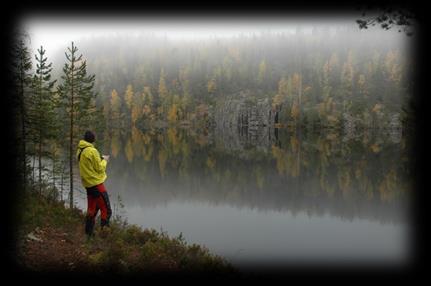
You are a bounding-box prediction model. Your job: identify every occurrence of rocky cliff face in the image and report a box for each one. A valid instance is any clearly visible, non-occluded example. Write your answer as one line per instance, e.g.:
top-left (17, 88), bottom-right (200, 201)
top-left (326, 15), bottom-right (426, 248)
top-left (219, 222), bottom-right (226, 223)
top-left (211, 91), bottom-right (404, 150)
top-left (211, 91), bottom-right (278, 154)
top-left (213, 90), bottom-right (276, 129)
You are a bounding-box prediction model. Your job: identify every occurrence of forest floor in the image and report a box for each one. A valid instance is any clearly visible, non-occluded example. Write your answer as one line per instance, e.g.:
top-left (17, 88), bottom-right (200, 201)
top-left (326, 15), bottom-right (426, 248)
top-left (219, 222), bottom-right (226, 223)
top-left (14, 188), bottom-right (239, 278)
top-left (17, 223), bottom-right (91, 272)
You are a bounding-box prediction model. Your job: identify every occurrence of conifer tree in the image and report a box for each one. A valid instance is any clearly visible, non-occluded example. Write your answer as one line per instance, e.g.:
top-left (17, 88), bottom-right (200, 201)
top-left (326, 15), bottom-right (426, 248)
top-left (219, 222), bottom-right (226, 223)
top-left (57, 42), bottom-right (96, 209)
top-left (131, 91), bottom-right (143, 125)
top-left (125, 84), bottom-right (134, 111)
top-left (158, 69), bottom-right (169, 117)
top-left (110, 89), bottom-right (122, 127)
top-left (257, 59), bottom-right (267, 88)
top-left (28, 46), bottom-right (57, 194)
top-left (11, 32), bottom-right (32, 189)
top-left (124, 84), bottom-right (134, 126)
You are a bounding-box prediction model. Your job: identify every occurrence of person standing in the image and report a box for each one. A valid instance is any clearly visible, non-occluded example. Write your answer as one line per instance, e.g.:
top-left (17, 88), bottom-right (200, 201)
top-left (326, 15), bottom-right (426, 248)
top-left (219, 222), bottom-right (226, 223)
top-left (76, 130), bottom-right (112, 236)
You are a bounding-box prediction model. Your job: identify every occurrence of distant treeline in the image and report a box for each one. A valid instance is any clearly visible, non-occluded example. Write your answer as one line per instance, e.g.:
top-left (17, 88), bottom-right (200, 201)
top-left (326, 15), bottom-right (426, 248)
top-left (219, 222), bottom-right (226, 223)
top-left (45, 25), bottom-right (413, 130)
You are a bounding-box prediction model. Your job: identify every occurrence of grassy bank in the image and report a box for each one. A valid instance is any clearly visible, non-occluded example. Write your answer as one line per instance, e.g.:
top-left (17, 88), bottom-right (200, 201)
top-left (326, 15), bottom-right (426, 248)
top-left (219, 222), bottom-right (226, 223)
top-left (15, 187), bottom-right (239, 277)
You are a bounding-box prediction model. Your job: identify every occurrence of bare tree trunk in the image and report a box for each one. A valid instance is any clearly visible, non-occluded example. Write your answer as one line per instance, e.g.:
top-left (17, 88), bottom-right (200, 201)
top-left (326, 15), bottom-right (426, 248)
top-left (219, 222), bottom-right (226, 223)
top-left (69, 93), bottom-right (74, 209)
top-left (38, 75), bottom-right (43, 195)
top-left (39, 130), bottom-right (42, 195)
top-left (21, 99), bottom-right (26, 189)
top-left (52, 155), bottom-right (55, 193)
top-left (297, 129), bottom-right (301, 177)
top-left (31, 152), bottom-right (36, 188)
top-left (299, 74), bottom-right (302, 125)
top-left (19, 57), bottom-right (27, 191)
top-left (60, 162), bottom-right (64, 202)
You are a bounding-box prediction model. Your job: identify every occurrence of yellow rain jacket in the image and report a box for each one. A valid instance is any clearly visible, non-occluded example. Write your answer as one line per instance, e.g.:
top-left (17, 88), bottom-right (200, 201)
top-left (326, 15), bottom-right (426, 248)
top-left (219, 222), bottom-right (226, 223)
top-left (76, 140), bottom-right (107, 188)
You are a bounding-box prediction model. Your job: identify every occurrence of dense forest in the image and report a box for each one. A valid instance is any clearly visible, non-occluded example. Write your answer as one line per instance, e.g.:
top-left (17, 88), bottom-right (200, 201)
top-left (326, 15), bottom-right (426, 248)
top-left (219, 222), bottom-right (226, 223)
top-left (12, 23), bottom-right (412, 210)
top-left (67, 25), bottom-right (411, 131)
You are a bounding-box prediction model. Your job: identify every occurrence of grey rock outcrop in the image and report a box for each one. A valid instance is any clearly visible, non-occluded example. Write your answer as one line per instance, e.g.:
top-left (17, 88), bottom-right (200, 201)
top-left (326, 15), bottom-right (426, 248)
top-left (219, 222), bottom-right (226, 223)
top-left (212, 91), bottom-right (278, 154)
top-left (213, 90), bottom-right (276, 129)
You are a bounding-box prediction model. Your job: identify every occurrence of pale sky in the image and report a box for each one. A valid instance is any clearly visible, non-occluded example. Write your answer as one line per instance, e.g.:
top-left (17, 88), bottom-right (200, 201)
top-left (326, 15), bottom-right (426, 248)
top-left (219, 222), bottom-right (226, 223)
top-left (20, 15), bottom-right (359, 57)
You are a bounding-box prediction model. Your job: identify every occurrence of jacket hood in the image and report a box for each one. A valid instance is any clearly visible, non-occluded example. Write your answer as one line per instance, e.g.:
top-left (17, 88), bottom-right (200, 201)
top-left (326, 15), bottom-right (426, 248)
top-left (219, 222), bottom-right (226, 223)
top-left (78, 140), bottom-right (94, 149)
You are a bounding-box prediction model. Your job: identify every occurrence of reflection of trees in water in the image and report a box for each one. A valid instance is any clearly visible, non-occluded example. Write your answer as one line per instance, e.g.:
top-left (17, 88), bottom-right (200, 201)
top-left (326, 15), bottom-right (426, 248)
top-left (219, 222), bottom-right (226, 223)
top-left (104, 126), bottom-right (411, 224)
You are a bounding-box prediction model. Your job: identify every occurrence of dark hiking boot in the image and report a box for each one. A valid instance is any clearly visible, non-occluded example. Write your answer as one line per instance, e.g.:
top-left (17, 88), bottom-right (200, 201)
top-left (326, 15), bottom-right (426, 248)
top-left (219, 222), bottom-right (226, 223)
top-left (85, 216), bottom-right (95, 236)
top-left (101, 219), bottom-right (110, 228)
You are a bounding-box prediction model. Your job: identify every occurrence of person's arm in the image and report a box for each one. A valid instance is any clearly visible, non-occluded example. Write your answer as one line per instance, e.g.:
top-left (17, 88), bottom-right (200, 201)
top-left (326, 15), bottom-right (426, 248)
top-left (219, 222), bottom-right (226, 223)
top-left (92, 149), bottom-right (107, 174)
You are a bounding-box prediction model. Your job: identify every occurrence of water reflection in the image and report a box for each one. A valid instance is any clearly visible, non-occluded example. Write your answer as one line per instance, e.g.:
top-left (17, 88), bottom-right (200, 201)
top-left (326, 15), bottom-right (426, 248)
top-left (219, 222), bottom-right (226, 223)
top-left (99, 125), bottom-right (411, 266)
top-left (103, 126), bottom-right (410, 223)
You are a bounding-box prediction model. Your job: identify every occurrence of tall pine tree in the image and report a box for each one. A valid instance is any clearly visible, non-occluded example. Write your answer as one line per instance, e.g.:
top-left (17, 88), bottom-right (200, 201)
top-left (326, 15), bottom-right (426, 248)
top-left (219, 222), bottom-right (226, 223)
top-left (58, 42), bottom-right (96, 209)
top-left (28, 46), bottom-right (57, 194)
top-left (11, 32), bottom-right (33, 190)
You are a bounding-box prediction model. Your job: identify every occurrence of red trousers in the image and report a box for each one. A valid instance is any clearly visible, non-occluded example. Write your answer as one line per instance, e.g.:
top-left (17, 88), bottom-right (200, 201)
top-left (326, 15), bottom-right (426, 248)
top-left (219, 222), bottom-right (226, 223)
top-left (85, 183), bottom-right (112, 235)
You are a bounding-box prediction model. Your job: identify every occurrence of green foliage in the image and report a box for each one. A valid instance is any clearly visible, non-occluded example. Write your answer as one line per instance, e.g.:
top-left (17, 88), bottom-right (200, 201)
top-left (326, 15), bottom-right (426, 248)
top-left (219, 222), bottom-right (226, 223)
top-left (58, 42), bottom-right (98, 137)
top-left (26, 46), bottom-right (57, 193)
top-left (18, 189), bottom-right (82, 235)
top-left (11, 32), bottom-right (33, 189)
top-left (18, 187), bottom-right (236, 274)
top-left (56, 41), bottom-right (98, 208)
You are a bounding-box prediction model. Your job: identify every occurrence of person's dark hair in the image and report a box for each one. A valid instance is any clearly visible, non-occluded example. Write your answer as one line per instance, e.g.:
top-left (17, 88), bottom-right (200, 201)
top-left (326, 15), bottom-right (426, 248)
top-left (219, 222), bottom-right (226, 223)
top-left (84, 130), bottom-right (95, 143)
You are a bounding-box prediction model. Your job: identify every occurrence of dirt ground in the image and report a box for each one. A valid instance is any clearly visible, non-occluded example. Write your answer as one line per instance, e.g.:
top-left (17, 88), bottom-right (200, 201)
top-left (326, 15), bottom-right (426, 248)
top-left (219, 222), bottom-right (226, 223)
top-left (17, 224), bottom-right (91, 272)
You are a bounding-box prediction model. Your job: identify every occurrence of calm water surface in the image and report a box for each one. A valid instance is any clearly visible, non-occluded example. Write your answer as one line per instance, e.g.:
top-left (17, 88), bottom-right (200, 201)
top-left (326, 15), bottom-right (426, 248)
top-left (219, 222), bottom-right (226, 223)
top-left (75, 126), bottom-right (411, 268)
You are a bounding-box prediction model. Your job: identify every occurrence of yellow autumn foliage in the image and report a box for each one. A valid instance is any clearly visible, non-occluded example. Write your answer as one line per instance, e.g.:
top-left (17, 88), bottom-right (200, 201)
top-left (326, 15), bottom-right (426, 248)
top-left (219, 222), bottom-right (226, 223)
top-left (370, 143), bottom-right (381, 153)
top-left (125, 138), bottom-right (134, 163)
top-left (206, 157), bottom-right (216, 170)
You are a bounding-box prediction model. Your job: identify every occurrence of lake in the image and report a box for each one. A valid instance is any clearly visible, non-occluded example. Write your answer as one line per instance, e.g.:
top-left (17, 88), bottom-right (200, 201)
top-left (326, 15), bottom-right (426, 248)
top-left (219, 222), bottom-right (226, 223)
top-left (73, 125), bottom-right (412, 269)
